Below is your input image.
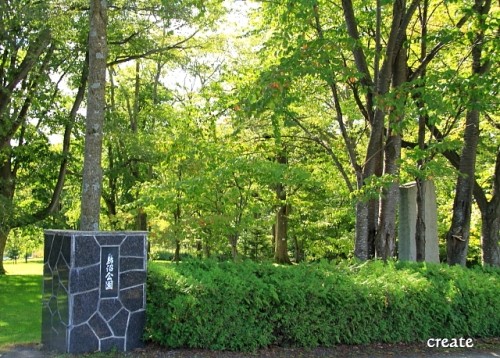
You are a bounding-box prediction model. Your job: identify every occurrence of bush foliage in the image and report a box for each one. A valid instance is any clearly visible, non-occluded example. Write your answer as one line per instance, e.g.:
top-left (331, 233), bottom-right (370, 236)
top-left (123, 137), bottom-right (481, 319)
top-left (145, 260), bottom-right (500, 351)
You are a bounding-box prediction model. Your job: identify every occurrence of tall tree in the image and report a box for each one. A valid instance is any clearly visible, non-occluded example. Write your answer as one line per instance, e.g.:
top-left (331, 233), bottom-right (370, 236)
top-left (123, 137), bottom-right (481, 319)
top-left (478, 149), bottom-right (500, 266)
top-left (414, 0), bottom-right (429, 262)
top-left (446, 0), bottom-right (493, 265)
top-left (342, 0), bottom-right (418, 260)
top-left (0, 1), bottom-right (87, 274)
top-left (255, 0), bottom-right (420, 260)
top-left (80, 0), bottom-right (108, 230)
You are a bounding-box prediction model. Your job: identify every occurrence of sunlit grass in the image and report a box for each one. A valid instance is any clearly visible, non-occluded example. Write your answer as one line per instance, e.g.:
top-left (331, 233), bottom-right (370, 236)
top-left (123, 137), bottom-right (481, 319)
top-left (4, 259), bottom-right (43, 276)
top-left (0, 260), bottom-right (43, 348)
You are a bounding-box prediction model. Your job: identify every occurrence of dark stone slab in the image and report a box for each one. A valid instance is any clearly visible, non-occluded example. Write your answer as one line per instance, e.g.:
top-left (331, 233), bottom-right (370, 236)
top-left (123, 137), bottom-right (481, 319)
top-left (120, 271), bottom-right (147, 289)
top-left (48, 234), bottom-right (63, 268)
top-left (89, 313), bottom-right (112, 339)
top-left (109, 309), bottom-right (129, 336)
top-left (52, 275), bottom-right (61, 300)
top-left (69, 324), bottom-right (99, 354)
top-left (99, 298), bottom-right (122, 320)
top-left (74, 235), bottom-right (100, 267)
top-left (70, 264), bottom-right (100, 293)
top-left (73, 289), bottom-right (99, 325)
top-left (44, 233), bottom-right (54, 264)
top-left (126, 311), bottom-right (146, 350)
top-left (48, 296), bottom-right (57, 315)
top-left (120, 285), bottom-right (144, 312)
top-left (41, 305), bottom-right (52, 346)
top-left (120, 257), bottom-right (144, 272)
top-left (101, 337), bottom-right (125, 352)
top-left (42, 313), bottom-right (67, 353)
top-left (56, 254), bottom-right (70, 290)
top-left (53, 318), bottom-right (67, 336)
top-left (61, 235), bottom-right (72, 264)
top-left (43, 276), bottom-right (53, 301)
top-left (56, 274), bottom-right (68, 296)
top-left (53, 279), bottom-right (68, 303)
top-left (43, 262), bottom-right (52, 278)
top-left (97, 235), bottom-right (125, 246)
top-left (57, 292), bottom-right (69, 325)
top-left (120, 235), bottom-right (145, 257)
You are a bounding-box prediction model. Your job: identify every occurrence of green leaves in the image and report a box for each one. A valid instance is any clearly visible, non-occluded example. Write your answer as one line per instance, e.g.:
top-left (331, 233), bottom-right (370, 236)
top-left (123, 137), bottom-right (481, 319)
top-left (146, 260), bottom-right (500, 350)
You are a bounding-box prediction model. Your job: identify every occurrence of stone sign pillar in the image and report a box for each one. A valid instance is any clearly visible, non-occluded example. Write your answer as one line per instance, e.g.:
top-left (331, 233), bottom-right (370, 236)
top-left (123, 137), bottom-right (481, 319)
top-left (42, 230), bottom-right (147, 353)
top-left (399, 181), bottom-right (440, 263)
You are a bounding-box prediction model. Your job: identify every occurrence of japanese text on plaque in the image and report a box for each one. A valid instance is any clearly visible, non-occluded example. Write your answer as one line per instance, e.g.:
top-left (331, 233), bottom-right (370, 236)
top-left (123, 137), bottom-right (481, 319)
top-left (105, 253), bottom-right (114, 290)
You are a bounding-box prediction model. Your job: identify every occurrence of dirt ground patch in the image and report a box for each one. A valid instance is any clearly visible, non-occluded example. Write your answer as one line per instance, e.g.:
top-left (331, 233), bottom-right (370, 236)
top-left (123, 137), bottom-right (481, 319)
top-left (132, 338), bottom-right (500, 357)
top-left (1, 338), bottom-right (499, 358)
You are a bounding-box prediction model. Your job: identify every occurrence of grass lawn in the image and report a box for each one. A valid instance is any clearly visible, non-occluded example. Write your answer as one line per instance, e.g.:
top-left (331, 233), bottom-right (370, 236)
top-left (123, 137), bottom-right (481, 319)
top-left (0, 260), bottom-right (43, 348)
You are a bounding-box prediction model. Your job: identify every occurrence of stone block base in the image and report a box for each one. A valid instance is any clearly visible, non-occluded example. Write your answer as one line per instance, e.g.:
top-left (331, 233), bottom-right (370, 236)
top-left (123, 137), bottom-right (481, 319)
top-left (42, 230), bottom-right (147, 353)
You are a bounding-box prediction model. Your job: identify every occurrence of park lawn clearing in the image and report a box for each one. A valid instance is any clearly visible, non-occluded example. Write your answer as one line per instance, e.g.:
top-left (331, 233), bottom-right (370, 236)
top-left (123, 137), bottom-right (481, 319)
top-left (3, 259), bottom-right (43, 276)
top-left (0, 260), bottom-right (43, 348)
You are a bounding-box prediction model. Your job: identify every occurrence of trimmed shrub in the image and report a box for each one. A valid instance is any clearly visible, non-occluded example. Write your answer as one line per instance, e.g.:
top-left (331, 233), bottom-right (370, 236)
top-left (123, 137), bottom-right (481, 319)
top-left (145, 259), bottom-right (500, 351)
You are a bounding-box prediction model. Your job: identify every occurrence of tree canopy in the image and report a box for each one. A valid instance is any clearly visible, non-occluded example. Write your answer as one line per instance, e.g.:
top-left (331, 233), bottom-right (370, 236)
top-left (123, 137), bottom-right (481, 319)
top-left (0, 0), bottom-right (498, 274)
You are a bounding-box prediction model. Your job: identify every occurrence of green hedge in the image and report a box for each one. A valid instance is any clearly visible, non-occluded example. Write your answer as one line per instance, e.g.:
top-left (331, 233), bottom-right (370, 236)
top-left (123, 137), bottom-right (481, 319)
top-left (145, 260), bottom-right (500, 351)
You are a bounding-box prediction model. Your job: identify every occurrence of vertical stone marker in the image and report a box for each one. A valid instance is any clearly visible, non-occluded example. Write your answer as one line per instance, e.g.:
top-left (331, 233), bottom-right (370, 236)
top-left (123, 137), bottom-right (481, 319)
top-left (42, 230), bottom-right (147, 353)
top-left (399, 181), bottom-right (440, 263)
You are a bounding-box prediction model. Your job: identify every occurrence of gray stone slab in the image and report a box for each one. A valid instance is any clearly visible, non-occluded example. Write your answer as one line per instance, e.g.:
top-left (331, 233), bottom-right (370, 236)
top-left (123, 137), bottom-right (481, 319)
top-left (399, 181), bottom-right (440, 263)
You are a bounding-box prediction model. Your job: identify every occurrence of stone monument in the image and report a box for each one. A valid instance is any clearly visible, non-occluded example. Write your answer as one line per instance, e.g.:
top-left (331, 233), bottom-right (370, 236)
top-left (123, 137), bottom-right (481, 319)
top-left (399, 181), bottom-right (440, 263)
top-left (42, 230), bottom-right (147, 353)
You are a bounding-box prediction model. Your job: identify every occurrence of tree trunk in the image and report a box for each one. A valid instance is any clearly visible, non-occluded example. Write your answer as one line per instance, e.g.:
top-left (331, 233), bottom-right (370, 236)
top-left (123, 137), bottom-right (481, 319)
top-left (355, 201), bottom-right (369, 260)
top-left (431, 122), bottom-right (499, 267)
top-left (423, 110), bottom-right (497, 267)
top-left (275, 199), bottom-right (291, 265)
top-left (342, 0), bottom-right (417, 261)
top-left (446, 0), bottom-right (490, 266)
top-left (0, 151), bottom-right (14, 275)
top-left (130, 60), bottom-right (148, 230)
top-left (415, 179), bottom-right (426, 261)
top-left (173, 201), bottom-right (181, 262)
top-left (229, 234), bottom-right (238, 261)
top-left (274, 149), bottom-right (291, 264)
top-left (104, 68), bottom-right (117, 227)
top-left (446, 109), bottom-right (480, 265)
top-left (136, 208), bottom-right (147, 231)
top-left (481, 149), bottom-right (500, 266)
top-left (80, 0), bottom-right (107, 230)
top-left (375, 28), bottom-right (407, 260)
top-left (196, 240), bottom-right (203, 258)
top-left (0, 27), bottom-right (53, 275)
top-left (203, 239), bottom-right (211, 259)
top-left (173, 241), bottom-right (181, 262)
top-left (414, 0), bottom-right (428, 262)
top-left (481, 202), bottom-right (500, 266)
top-left (367, 199), bottom-right (378, 258)
top-left (0, 51), bottom-right (85, 275)
top-left (274, 150), bottom-right (291, 264)
top-left (416, 1), bottom-right (494, 267)
top-left (104, 144), bottom-right (118, 226)
top-left (293, 236), bottom-right (304, 263)
top-left (376, 136), bottom-right (401, 260)
top-left (0, 229), bottom-right (9, 275)
top-left (363, 113), bottom-right (384, 258)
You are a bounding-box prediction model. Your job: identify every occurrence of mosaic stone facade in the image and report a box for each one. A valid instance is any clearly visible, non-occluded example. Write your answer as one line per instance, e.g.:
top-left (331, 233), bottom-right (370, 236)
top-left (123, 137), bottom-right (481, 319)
top-left (42, 230), bottom-right (147, 353)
